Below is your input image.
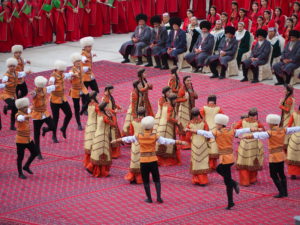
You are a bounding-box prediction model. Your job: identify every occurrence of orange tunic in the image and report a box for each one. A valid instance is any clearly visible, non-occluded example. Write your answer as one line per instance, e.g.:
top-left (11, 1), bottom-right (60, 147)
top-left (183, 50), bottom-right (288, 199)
top-left (81, 50), bottom-right (94, 82)
top-left (16, 111), bottom-right (31, 144)
top-left (137, 131), bottom-right (159, 163)
top-left (15, 57), bottom-right (25, 84)
top-left (69, 66), bottom-right (88, 99)
top-left (31, 88), bottom-right (51, 120)
top-left (50, 71), bottom-right (67, 104)
top-left (212, 128), bottom-right (235, 165)
top-left (267, 127), bottom-right (286, 163)
top-left (1, 71), bottom-right (18, 100)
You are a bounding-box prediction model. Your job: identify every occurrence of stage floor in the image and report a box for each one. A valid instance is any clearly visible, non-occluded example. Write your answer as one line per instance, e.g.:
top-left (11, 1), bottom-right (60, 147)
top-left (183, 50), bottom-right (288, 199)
top-left (0, 61), bottom-right (300, 225)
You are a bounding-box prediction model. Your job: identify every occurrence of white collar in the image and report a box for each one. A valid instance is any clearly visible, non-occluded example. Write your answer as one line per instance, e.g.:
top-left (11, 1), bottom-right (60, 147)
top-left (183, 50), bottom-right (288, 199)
top-left (235, 29), bottom-right (246, 41)
top-left (267, 35), bottom-right (279, 45)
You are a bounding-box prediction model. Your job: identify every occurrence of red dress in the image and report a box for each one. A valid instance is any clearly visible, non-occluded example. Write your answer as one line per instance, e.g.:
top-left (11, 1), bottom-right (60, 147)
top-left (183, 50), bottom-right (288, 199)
top-left (258, 5), bottom-right (272, 16)
top-left (40, 0), bottom-right (53, 43)
top-left (112, 1), bottom-right (129, 34)
top-left (274, 15), bottom-right (286, 34)
top-left (88, 0), bottom-right (103, 37)
top-left (53, 4), bottom-right (66, 44)
top-left (182, 17), bottom-right (190, 31)
top-left (178, 0), bottom-right (190, 20)
top-left (230, 9), bottom-right (239, 24)
top-left (100, 0), bottom-right (110, 35)
top-left (193, 0), bottom-right (206, 19)
top-left (249, 11), bottom-right (259, 26)
top-left (21, 1), bottom-right (34, 48)
top-left (0, 6), bottom-right (13, 52)
top-left (11, 3), bottom-right (25, 46)
top-left (32, 0), bottom-right (45, 46)
top-left (66, 0), bottom-right (81, 41)
top-left (81, 1), bottom-right (91, 37)
top-left (207, 14), bottom-right (221, 28)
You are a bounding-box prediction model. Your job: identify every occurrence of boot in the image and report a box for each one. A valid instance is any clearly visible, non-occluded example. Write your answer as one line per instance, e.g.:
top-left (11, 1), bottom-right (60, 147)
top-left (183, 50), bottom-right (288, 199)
top-left (37, 153), bottom-right (43, 160)
top-left (23, 166), bottom-right (33, 174)
top-left (226, 185), bottom-right (234, 210)
top-left (251, 67), bottom-right (259, 83)
top-left (18, 161), bottom-right (26, 179)
top-left (219, 65), bottom-right (226, 79)
top-left (3, 105), bottom-right (8, 115)
top-left (145, 56), bottom-right (153, 67)
top-left (136, 57), bottom-right (143, 65)
top-left (52, 134), bottom-right (59, 143)
top-left (272, 179), bottom-right (284, 198)
top-left (19, 174), bottom-right (27, 179)
top-left (155, 182), bottom-right (163, 203)
top-left (281, 178), bottom-right (288, 197)
top-left (241, 65), bottom-right (249, 82)
top-left (60, 127), bottom-right (67, 139)
top-left (233, 181), bottom-right (240, 194)
top-left (143, 183), bottom-right (153, 203)
top-left (78, 124), bottom-right (83, 131)
top-left (154, 56), bottom-right (161, 69)
top-left (42, 127), bottom-right (50, 137)
top-left (161, 54), bottom-right (169, 70)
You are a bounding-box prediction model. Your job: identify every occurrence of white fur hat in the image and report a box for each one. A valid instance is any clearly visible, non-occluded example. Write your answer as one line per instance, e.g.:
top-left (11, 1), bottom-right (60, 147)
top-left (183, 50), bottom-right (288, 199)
top-left (70, 52), bottom-right (82, 63)
top-left (15, 97), bottom-right (30, 109)
top-left (80, 36), bottom-right (94, 48)
top-left (266, 114), bottom-right (281, 125)
top-left (6, 58), bottom-right (18, 67)
top-left (11, 45), bottom-right (23, 53)
top-left (214, 114), bottom-right (229, 126)
top-left (141, 116), bottom-right (155, 130)
top-left (34, 76), bottom-right (48, 88)
top-left (54, 60), bottom-right (67, 71)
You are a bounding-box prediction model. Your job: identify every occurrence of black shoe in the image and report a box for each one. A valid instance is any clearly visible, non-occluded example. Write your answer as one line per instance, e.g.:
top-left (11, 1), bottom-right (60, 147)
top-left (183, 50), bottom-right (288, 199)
top-left (60, 127), bottom-right (67, 139)
top-left (78, 124), bottom-right (83, 131)
top-left (274, 82), bottom-right (284, 86)
top-left (19, 173), bottom-right (27, 179)
top-left (23, 166), bottom-right (33, 174)
top-left (219, 75), bottom-right (225, 80)
top-left (240, 77), bottom-right (248, 82)
top-left (121, 59), bottom-right (130, 63)
top-left (291, 175), bottom-right (297, 180)
top-left (136, 61), bottom-right (143, 66)
top-left (233, 181), bottom-right (240, 194)
top-left (154, 65), bottom-right (161, 69)
top-left (161, 65), bottom-right (169, 70)
top-left (210, 74), bottom-right (219, 79)
top-left (144, 198), bottom-right (153, 203)
top-left (37, 154), bottom-right (43, 160)
top-left (144, 63), bottom-right (153, 67)
top-left (226, 202), bottom-right (235, 210)
top-left (273, 193), bottom-right (284, 198)
top-left (10, 125), bottom-right (16, 131)
top-left (193, 67), bottom-right (199, 73)
top-left (52, 136), bottom-right (59, 143)
top-left (251, 79), bottom-right (259, 83)
top-left (130, 180), bottom-right (137, 184)
top-left (157, 198), bottom-right (163, 203)
top-left (3, 105), bottom-right (7, 115)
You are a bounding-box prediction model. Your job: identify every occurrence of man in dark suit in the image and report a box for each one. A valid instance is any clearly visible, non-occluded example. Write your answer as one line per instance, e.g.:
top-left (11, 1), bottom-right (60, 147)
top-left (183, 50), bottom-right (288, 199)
top-left (207, 26), bottom-right (238, 79)
top-left (185, 21), bottom-right (215, 72)
top-left (143, 15), bottom-right (168, 68)
top-left (161, 17), bottom-right (187, 70)
top-left (119, 14), bottom-right (151, 65)
top-left (273, 30), bottom-right (300, 85)
top-left (240, 29), bottom-right (272, 83)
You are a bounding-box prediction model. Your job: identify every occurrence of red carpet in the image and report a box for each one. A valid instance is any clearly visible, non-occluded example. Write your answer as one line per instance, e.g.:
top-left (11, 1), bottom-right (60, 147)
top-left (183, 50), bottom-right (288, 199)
top-left (0, 60), bottom-right (300, 225)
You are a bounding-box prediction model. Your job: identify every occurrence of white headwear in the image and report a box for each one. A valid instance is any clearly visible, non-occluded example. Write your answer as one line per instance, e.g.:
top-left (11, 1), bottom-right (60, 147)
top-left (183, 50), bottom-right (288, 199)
top-left (80, 36), bottom-right (94, 48)
top-left (11, 45), bottom-right (23, 53)
top-left (141, 116), bottom-right (155, 130)
top-left (54, 60), bottom-right (67, 71)
top-left (34, 76), bottom-right (48, 88)
top-left (266, 114), bottom-right (281, 125)
top-left (15, 97), bottom-right (30, 109)
top-left (6, 58), bottom-right (18, 67)
top-left (70, 52), bottom-right (82, 63)
top-left (214, 114), bottom-right (229, 126)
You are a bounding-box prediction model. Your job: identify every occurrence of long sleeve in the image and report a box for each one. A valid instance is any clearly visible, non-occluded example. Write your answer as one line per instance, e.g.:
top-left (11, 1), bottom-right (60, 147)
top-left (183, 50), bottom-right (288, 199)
top-left (157, 136), bottom-right (176, 145)
top-left (287, 115), bottom-right (294, 127)
top-left (2, 76), bottom-right (8, 82)
top-left (17, 71), bottom-right (26, 78)
top-left (0, 83), bottom-right (5, 89)
top-left (64, 72), bottom-right (73, 79)
top-left (201, 35), bottom-right (215, 53)
top-left (49, 77), bottom-right (55, 84)
top-left (259, 41), bottom-right (271, 61)
top-left (196, 130), bottom-right (215, 139)
top-left (121, 135), bottom-right (138, 143)
top-left (46, 85), bottom-right (56, 93)
top-left (279, 97), bottom-right (293, 112)
top-left (17, 115), bottom-right (26, 122)
top-left (286, 127), bottom-right (300, 135)
top-left (252, 132), bottom-right (270, 139)
top-left (235, 128), bottom-right (251, 137)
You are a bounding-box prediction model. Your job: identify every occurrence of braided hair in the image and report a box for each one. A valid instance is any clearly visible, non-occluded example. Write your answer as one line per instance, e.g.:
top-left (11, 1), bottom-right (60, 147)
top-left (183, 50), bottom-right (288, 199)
top-left (137, 68), bottom-right (147, 87)
top-left (183, 75), bottom-right (195, 108)
top-left (104, 85), bottom-right (116, 110)
top-left (171, 66), bottom-right (180, 89)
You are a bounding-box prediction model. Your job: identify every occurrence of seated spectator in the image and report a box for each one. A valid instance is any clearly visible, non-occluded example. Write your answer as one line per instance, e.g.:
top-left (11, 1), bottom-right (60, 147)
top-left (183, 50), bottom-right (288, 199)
top-left (249, 2), bottom-right (260, 28)
top-left (283, 18), bottom-right (294, 44)
top-left (161, 17), bottom-right (187, 70)
top-left (273, 30), bottom-right (300, 85)
top-left (185, 21), bottom-right (215, 72)
top-left (207, 6), bottom-right (220, 29)
top-left (251, 16), bottom-right (267, 35)
top-left (273, 7), bottom-right (286, 35)
top-left (221, 12), bottom-right (230, 28)
top-left (210, 20), bottom-right (225, 52)
top-left (240, 29), bottom-right (271, 83)
top-left (291, 1), bottom-right (300, 18)
top-left (207, 26), bottom-right (238, 79)
top-left (235, 22), bottom-right (251, 67)
top-left (258, 0), bottom-right (271, 16)
top-left (238, 8), bottom-right (250, 30)
top-left (182, 9), bottom-right (194, 31)
top-left (143, 16), bottom-right (168, 68)
top-left (187, 17), bottom-right (201, 52)
top-left (267, 27), bottom-right (281, 65)
top-left (230, 1), bottom-right (239, 24)
top-left (162, 13), bottom-right (171, 32)
top-left (291, 14), bottom-right (300, 31)
top-left (119, 14), bottom-right (151, 65)
top-left (263, 10), bottom-right (275, 28)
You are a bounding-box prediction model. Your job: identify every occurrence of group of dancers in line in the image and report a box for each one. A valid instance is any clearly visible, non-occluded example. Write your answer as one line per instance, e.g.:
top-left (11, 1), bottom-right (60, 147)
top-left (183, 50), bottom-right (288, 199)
top-left (1, 35), bottom-right (300, 210)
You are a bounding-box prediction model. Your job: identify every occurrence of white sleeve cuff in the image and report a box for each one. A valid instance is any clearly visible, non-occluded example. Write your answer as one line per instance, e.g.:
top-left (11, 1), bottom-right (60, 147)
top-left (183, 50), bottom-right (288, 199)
top-left (83, 66), bottom-right (89, 72)
top-left (235, 128), bottom-right (251, 137)
top-left (196, 130), bottom-right (215, 139)
top-left (82, 56), bottom-right (87, 63)
top-left (2, 76), bottom-right (8, 82)
top-left (252, 132), bottom-right (269, 140)
top-left (49, 77), bottom-right (55, 84)
top-left (27, 108), bottom-right (31, 114)
top-left (0, 83), bottom-right (5, 88)
top-left (17, 115), bottom-right (25, 122)
top-left (286, 127), bottom-right (300, 135)
top-left (23, 59), bottom-right (27, 64)
top-left (64, 72), bottom-right (73, 79)
top-left (46, 85), bottom-right (56, 93)
top-left (121, 136), bottom-right (137, 143)
top-left (157, 136), bottom-right (176, 145)
top-left (17, 71), bottom-right (26, 78)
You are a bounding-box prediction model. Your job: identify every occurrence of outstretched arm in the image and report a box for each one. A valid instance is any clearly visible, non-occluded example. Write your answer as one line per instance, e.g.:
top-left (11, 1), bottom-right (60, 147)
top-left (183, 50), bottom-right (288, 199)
top-left (157, 136), bottom-right (187, 145)
top-left (111, 135), bottom-right (137, 144)
top-left (286, 126), bottom-right (300, 135)
top-left (185, 128), bottom-right (215, 139)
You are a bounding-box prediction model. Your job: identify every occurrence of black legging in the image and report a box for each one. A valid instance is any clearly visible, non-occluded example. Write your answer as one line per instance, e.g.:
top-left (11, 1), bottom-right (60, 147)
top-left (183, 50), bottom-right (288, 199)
top-left (72, 94), bottom-right (88, 126)
top-left (16, 82), bottom-right (28, 99)
top-left (140, 161), bottom-right (160, 184)
top-left (50, 101), bottom-right (72, 138)
top-left (16, 141), bottom-right (38, 175)
top-left (4, 98), bottom-right (18, 127)
top-left (269, 161), bottom-right (287, 196)
top-left (83, 80), bottom-right (99, 93)
top-left (216, 163), bottom-right (235, 205)
top-left (33, 117), bottom-right (55, 154)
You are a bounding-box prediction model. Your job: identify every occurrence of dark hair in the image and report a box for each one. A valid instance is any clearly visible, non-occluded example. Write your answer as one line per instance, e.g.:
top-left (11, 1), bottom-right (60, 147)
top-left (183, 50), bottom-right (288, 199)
top-left (221, 12), bottom-right (228, 17)
top-left (292, 14), bottom-right (298, 20)
top-left (252, 2), bottom-right (259, 6)
top-left (282, 85), bottom-right (294, 107)
top-left (168, 93), bottom-right (177, 107)
top-left (137, 107), bottom-right (146, 116)
top-left (137, 68), bottom-right (147, 87)
top-left (248, 108), bottom-right (258, 117)
top-left (207, 95), bottom-right (217, 104)
top-left (232, 1), bottom-right (238, 6)
top-left (264, 10), bottom-right (271, 15)
top-left (183, 75), bottom-right (195, 110)
top-left (209, 5), bottom-right (217, 15)
top-left (162, 86), bottom-right (171, 101)
top-left (275, 7), bottom-right (282, 15)
top-left (286, 17), bottom-right (294, 25)
top-left (105, 85), bottom-right (116, 110)
top-left (171, 67), bottom-right (180, 89)
top-left (187, 9), bottom-right (194, 14)
top-left (191, 107), bottom-right (202, 119)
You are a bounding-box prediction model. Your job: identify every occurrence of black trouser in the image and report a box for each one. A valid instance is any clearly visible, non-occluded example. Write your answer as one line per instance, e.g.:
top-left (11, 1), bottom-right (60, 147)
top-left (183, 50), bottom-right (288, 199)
top-left (72, 96), bottom-right (88, 126)
top-left (16, 82), bottom-right (28, 99)
top-left (33, 117), bottom-right (54, 154)
top-left (16, 141), bottom-right (38, 175)
top-left (50, 101), bottom-right (72, 138)
top-left (82, 80), bottom-right (99, 110)
top-left (141, 161), bottom-right (160, 184)
top-left (4, 98), bottom-right (18, 127)
top-left (275, 72), bottom-right (291, 85)
top-left (217, 163), bottom-right (235, 205)
top-left (209, 60), bottom-right (227, 77)
top-left (123, 45), bottom-right (133, 59)
top-left (242, 64), bottom-right (259, 80)
top-left (269, 161), bottom-right (287, 196)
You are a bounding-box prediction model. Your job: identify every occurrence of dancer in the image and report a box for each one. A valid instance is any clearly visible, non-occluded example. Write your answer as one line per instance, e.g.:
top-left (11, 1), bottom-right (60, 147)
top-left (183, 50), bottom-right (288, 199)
top-left (186, 108), bottom-right (210, 186)
top-left (32, 76), bottom-right (56, 160)
top-left (87, 101), bottom-right (115, 177)
top-left (156, 93), bottom-right (181, 166)
top-left (242, 114), bottom-right (300, 198)
top-left (69, 52), bottom-right (89, 130)
top-left (15, 97), bottom-right (38, 179)
top-left (186, 114), bottom-right (259, 209)
top-left (102, 85), bottom-right (122, 159)
top-left (200, 95), bottom-right (224, 170)
top-left (287, 106), bottom-right (300, 180)
top-left (167, 67), bottom-right (181, 94)
top-left (124, 107), bottom-right (146, 184)
top-left (81, 91), bottom-right (98, 168)
top-left (234, 108), bottom-right (265, 186)
top-left (112, 116), bottom-right (187, 203)
top-left (12, 45), bottom-right (31, 99)
top-left (47, 60), bottom-right (73, 143)
top-left (1, 58), bottom-right (27, 130)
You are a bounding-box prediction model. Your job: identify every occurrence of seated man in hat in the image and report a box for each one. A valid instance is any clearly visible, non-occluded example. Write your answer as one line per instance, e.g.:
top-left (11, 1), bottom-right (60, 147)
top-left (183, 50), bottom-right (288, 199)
top-left (143, 15), bottom-right (168, 68)
top-left (207, 26), bottom-right (238, 79)
top-left (272, 30), bottom-right (300, 85)
top-left (240, 29), bottom-right (271, 83)
top-left (119, 14), bottom-right (151, 65)
top-left (161, 17), bottom-right (187, 70)
top-left (185, 20), bottom-right (215, 72)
